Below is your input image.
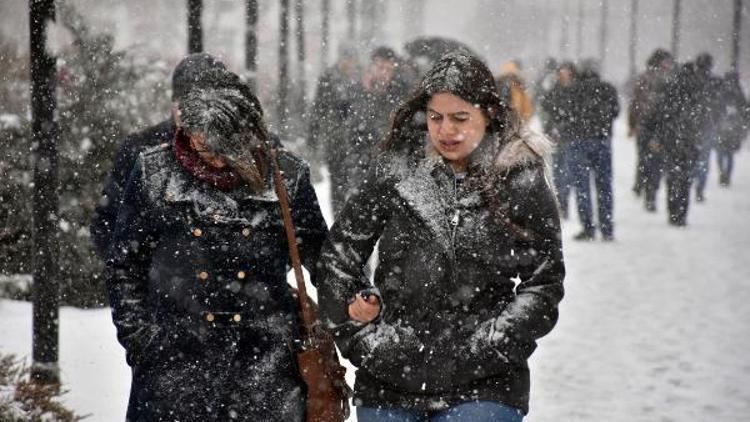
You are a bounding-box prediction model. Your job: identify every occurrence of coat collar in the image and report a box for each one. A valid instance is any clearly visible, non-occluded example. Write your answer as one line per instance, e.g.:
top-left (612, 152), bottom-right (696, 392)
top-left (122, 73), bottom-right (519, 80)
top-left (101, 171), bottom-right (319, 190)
top-left (391, 128), bottom-right (552, 250)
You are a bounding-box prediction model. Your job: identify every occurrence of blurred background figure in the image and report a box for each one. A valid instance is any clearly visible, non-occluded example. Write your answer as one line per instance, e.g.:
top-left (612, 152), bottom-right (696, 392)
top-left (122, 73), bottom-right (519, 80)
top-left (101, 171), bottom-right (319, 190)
top-left (645, 61), bottom-right (706, 226)
top-left (541, 61), bottom-right (578, 220)
top-left (533, 57), bottom-right (559, 134)
top-left (335, 46), bottom-right (409, 214)
top-left (627, 49), bottom-right (674, 212)
top-left (715, 71), bottom-right (750, 187)
top-left (692, 53), bottom-right (724, 203)
top-left (565, 59), bottom-right (620, 241)
top-left (495, 60), bottom-right (534, 124)
top-left (308, 43), bottom-right (361, 206)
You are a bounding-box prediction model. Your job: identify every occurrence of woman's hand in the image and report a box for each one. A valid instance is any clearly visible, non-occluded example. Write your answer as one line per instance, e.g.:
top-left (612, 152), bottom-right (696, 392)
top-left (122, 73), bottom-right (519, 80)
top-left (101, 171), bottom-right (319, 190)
top-left (348, 293), bottom-right (381, 324)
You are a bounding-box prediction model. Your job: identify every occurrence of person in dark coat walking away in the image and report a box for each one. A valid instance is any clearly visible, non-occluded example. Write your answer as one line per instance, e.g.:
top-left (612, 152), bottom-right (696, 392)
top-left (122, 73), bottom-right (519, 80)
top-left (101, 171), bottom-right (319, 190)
top-left (337, 46), bottom-right (410, 215)
top-left (90, 53), bottom-right (228, 260)
top-left (566, 61), bottom-right (620, 241)
top-left (541, 61), bottom-right (578, 219)
top-left (692, 53), bottom-right (724, 203)
top-left (308, 44), bottom-right (361, 211)
top-left (628, 49), bottom-right (674, 211)
top-left (646, 61), bottom-right (705, 226)
top-left (715, 71), bottom-right (750, 186)
top-left (106, 82), bottom-right (328, 421)
top-left (318, 52), bottom-right (565, 421)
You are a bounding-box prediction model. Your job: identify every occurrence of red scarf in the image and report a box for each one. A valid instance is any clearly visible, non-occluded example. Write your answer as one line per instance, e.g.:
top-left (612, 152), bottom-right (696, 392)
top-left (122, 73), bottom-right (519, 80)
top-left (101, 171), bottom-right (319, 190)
top-left (173, 130), bottom-right (242, 191)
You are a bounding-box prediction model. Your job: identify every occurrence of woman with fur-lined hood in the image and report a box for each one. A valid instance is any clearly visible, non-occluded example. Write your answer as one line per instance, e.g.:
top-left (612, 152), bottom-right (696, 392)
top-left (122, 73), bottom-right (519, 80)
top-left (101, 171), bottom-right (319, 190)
top-left (317, 52), bottom-right (565, 421)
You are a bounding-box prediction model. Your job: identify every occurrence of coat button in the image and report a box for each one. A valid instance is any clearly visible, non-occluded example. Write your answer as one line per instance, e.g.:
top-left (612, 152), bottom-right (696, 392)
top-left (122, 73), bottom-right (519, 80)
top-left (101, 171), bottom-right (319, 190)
top-left (237, 271), bottom-right (246, 280)
top-left (233, 314), bottom-right (242, 322)
top-left (192, 228), bottom-right (203, 237)
top-left (205, 312), bottom-right (215, 322)
top-left (198, 271), bottom-right (209, 281)
top-left (241, 228), bottom-right (251, 237)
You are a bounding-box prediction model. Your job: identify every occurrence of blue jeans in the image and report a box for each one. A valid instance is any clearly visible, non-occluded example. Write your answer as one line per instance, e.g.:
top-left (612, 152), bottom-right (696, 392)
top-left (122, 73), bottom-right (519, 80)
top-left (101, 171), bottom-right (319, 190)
top-left (567, 138), bottom-right (614, 236)
top-left (716, 149), bottom-right (734, 184)
top-left (694, 127), bottom-right (717, 194)
top-left (357, 401), bottom-right (524, 422)
top-left (552, 141), bottom-right (571, 216)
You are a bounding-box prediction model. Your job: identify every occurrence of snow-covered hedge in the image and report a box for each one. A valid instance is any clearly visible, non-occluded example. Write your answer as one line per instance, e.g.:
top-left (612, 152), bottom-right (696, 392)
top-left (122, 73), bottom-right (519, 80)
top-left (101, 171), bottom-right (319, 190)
top-left (0, 353), bottom-right (82, 422)
top-left (0, 4), bottom-right (170, 307)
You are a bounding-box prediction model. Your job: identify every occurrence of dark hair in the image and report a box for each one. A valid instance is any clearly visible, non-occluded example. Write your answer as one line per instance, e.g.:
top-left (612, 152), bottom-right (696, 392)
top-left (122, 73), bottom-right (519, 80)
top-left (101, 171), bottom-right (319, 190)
top-left (381, 52), bottom-right (521, 155)
top-left (171, 53), bottom-right (229, 101)
top-left (695, 53), bottom-right (713, 71)
top-left (647, 48), bottom-right (673, 70)
top-left (371, 46), bottom-right (398, 62)
top-left (179, 83), bottom-right (270, 192)
top-left (557, 61), bottom-right (578, 78)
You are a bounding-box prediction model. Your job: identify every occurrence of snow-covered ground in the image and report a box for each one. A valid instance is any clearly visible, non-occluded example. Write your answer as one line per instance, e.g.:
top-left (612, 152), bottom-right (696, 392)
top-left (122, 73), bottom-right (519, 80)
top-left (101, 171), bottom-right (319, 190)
top-left (2, 117), bottom-right (749, 421)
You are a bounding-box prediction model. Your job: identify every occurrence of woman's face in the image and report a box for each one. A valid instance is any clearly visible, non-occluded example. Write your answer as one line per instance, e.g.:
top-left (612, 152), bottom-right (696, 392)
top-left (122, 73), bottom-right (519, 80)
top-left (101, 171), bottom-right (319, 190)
top-left (189, 132), bottom-right (228, 169)
top-left (426, 92), bottom-right (489, 172)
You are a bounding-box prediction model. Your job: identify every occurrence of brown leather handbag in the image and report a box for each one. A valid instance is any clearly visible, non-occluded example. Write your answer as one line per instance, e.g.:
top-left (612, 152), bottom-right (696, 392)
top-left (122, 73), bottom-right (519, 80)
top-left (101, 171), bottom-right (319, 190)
top-left (270, 148), bottom-right (351, 422)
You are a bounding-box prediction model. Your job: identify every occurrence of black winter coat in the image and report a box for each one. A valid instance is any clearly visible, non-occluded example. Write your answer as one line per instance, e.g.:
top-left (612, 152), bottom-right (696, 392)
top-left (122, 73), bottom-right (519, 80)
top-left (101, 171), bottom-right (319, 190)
top-left (92, 121), bottom-right (283, 261)
top-left (318, 133), bottom-right (565, 415)
top-left (107, 144), bottom-right (327, 421)
top-left (574, 74), bottom-right (620, 139)
top-left (91, 119), bottom-right (174, 260)
top-left (540, 83), bottom-right (579, 141)
top-left (339, 81), bottom-right (410, 200)
top-left (647, 65), bottom-right (707, 165)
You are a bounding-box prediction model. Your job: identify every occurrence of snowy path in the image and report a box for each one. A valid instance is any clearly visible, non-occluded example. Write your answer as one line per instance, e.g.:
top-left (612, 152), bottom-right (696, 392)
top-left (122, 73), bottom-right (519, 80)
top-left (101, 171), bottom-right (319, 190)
top-left (1, 119), bottom-right (749, 421)
top-left (528, 120), bottom-right (750, 421)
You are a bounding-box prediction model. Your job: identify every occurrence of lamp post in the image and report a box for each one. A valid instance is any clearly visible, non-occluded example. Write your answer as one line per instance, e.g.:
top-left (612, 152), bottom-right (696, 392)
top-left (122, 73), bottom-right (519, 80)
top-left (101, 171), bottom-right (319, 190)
top-left (29, 0), bottom-right (60, 385)
top-left (187, 0), bottom-right (203, 53)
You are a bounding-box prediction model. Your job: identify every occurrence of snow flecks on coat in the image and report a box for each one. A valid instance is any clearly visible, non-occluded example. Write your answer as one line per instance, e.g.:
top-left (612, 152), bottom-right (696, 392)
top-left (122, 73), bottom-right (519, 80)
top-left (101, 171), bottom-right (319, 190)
top-left (317, 127), bottom-right (565, 414)
top-left (354, 320), bottom-right (422, 361)
top-left (107, 145), bottom-right (325, 421)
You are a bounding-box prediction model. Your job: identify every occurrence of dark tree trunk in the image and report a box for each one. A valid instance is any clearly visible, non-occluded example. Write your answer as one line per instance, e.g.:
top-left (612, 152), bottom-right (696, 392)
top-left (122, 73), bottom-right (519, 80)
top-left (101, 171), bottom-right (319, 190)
top-left (409, 0), bottom-right (426, 37)
top-left (187, 0), bottom-right (203, 53)
top-left (576, 0), bottom-right (584, 59)
top-left (731, 0), bottom-right (742, 73)
top-left (671, 0), bottom-right (681, 59)
top-left (245, 0), bottom-right (258, 90)
top-left (560, 1), bottom-right (570, 58)
top-left (599, 0), bottom-right (609, 72)
top-left (360, 0), bottom-right (384, 51)
top-left (321, 0), bottom-right (330, 70)
top-left (279, 0), bottom-right (290, 135)
top-left (295, 0), bottom-right (306, 104)
top-left (29, 0), bottom-right (60, 385)
top-left (629, 0), bottom-right (639, 78)
top-left (346, 0), bottom-right (356, 42)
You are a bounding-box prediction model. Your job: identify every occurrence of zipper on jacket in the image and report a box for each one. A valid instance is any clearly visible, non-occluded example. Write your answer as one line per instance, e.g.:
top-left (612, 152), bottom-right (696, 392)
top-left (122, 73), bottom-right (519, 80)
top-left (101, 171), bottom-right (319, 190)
top-left (448, 173), bottom-right (461, 285)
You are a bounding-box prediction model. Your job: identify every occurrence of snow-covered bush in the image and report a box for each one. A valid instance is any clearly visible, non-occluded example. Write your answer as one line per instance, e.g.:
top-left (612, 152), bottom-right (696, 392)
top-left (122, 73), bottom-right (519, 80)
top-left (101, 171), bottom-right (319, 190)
top-left (0, 3), bottom-right (170, 307)
top-left (0, 353), bottom-right (82, 421)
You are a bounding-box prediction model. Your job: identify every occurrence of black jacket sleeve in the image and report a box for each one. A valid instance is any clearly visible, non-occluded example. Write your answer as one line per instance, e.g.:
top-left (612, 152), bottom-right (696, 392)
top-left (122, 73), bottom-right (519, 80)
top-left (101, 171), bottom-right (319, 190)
top-left (289, 161), bottom-right (329, 284)
top-left (91, 137), bottom-right (142, 260)
top-left (316, 161), bottom-right (390, 355)
top-left (91, 121), bottom-right (171, 260)
top-left (106, 162), bottom-right (163, 367)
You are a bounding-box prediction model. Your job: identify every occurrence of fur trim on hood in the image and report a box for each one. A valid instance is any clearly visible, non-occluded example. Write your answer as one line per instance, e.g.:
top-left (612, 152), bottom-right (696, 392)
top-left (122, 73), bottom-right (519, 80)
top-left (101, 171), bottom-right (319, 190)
top-left (494, 128), bottom-right (554, 171)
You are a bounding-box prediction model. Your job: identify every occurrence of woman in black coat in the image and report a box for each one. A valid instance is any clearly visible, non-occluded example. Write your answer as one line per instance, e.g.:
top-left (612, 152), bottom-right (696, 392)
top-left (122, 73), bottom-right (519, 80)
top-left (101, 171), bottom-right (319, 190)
top-left (107, 82), bottom-right (327, 421)
top-left (318, 52), bottom-right (565, 421)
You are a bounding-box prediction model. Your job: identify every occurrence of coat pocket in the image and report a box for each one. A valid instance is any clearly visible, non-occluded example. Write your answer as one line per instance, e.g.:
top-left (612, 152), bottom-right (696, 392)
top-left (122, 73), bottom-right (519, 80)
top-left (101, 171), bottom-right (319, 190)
top-left (349, 321), bottom-right (430, 393)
